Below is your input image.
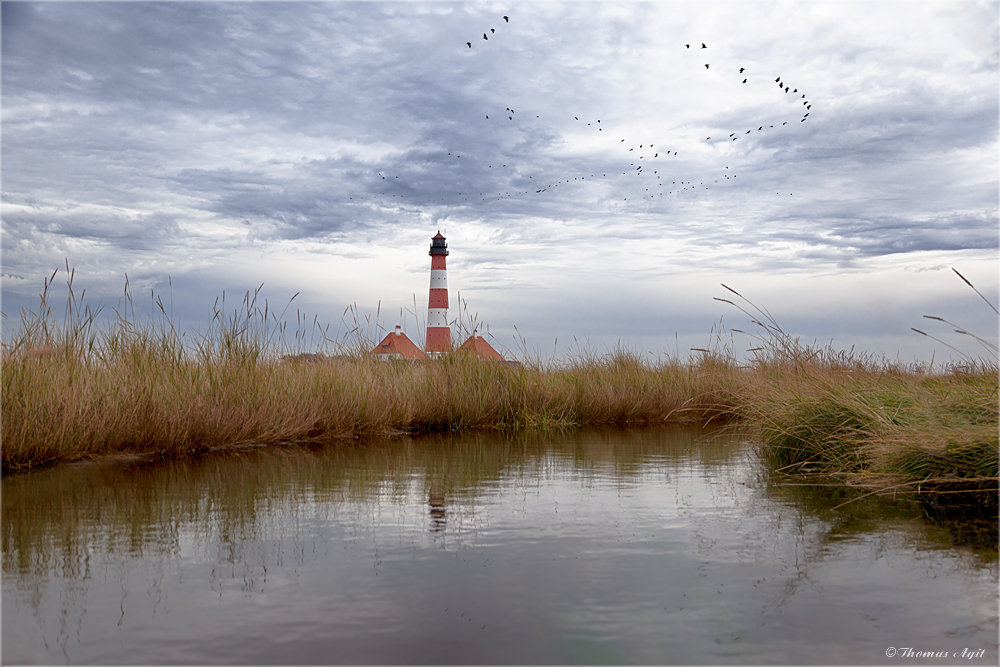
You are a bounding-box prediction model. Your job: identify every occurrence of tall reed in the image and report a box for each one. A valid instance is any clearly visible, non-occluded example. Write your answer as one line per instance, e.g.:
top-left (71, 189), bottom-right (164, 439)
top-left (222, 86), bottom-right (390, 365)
top-left (2, 266), bottom-right (741, 471)
top-left (3, 261), bottom-right (997, 508)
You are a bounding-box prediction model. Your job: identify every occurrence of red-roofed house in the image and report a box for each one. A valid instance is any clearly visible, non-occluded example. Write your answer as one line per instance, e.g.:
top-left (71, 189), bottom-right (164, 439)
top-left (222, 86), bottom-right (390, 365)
top-left (372, 326), bottom-right (425, 361)
top-left (457, 330), bottom-right (504, 361)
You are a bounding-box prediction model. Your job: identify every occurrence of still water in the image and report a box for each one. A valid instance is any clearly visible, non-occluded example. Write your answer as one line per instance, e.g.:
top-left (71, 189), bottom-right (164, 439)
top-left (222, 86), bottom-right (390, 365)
top-left (3, 425), bottom-right (997, 664)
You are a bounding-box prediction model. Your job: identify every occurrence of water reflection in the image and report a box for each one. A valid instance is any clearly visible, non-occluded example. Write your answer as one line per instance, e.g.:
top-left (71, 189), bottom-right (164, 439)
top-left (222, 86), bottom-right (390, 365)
top-left (428, 480), bottom-right (447, 534)
top-left (3, 425), bottom-right (996, 665)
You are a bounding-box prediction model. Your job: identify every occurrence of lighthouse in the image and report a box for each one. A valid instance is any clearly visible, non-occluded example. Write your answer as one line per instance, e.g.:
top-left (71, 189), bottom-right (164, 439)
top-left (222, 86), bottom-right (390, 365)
top-left (425, 231), bottom-right (450, 355)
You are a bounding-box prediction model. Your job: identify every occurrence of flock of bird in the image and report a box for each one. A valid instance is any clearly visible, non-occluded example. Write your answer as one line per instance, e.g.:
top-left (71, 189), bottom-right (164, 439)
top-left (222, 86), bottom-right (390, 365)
top-left (466, 14), bottom-right (509, 48)
top-left (348, 15), bottom-right (811, 207)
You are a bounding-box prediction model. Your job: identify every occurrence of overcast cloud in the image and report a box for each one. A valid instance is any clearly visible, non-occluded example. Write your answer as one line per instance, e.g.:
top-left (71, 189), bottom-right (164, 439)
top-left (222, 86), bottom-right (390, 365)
top-left (2, 1), bottom-right (997, 362)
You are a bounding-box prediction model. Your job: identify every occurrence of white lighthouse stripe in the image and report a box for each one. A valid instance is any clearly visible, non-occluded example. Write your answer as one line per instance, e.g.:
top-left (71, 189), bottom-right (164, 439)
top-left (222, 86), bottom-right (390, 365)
top-left (429, 270), bottom-right (448, 288)
top-left (427, 309), bottom-right (448, 327)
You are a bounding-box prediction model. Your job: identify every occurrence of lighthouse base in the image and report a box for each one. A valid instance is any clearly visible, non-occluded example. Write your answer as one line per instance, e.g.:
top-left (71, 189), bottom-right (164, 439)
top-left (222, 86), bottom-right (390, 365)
top-left (425, 327), bottom-right (451, 355)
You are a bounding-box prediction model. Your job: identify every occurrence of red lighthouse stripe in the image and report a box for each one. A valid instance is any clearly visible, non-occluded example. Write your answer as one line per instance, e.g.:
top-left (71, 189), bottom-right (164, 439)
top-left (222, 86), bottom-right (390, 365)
top-left (426, 327), bottom-right (450, 353)
top-left (428, 290), bottom-right (448, 308)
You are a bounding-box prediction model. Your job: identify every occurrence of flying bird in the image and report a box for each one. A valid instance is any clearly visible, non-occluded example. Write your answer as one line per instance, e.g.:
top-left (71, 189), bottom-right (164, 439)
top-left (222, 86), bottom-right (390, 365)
top-left (705, 64), bottom-right (710, 69)
top-left (467, 42), bottom-right (471, 48)
top-left (701, 43), bottom-right (707, 48)
top-left (739, 67), bottom-right (745, 73)
top-left (483, 33), bottom-right (488, 40)
top-left (503, 15), bottom-right (509, 22)
top-left (491, 28), bottom-right (495, 33)
top-left (686, 44), bottom-right (690, 48)
top-left (742, 78), bottom-right (747, 83)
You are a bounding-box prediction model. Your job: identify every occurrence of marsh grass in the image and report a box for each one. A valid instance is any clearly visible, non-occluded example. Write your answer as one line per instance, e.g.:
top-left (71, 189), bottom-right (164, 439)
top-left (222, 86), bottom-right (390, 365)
top-left (716, 278), bottom-right (998, 504)
top-left (3, 263), bottom-right (997, 512)
top-left (2, 266), bottom-right (740, 471)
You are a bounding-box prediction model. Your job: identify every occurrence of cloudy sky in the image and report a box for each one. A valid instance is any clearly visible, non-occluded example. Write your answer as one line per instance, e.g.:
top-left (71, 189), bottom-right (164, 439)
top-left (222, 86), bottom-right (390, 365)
top-left (3, 1), bottom-right (997, 363)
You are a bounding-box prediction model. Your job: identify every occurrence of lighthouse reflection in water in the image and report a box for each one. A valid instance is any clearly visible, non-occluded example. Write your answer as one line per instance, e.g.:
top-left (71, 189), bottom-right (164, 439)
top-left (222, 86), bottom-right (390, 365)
top-left (429, 478), bottom-right (448, 534)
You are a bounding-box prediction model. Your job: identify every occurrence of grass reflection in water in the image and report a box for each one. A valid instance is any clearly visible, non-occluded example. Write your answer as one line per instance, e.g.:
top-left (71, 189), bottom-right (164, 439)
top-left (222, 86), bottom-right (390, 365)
top-left (2, 425), bottom-right (996, 665)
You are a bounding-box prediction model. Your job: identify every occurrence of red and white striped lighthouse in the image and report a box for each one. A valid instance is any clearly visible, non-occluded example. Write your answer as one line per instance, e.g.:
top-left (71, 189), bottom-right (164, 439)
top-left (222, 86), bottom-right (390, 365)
top-left (425, 231), bottom-right (450, 355)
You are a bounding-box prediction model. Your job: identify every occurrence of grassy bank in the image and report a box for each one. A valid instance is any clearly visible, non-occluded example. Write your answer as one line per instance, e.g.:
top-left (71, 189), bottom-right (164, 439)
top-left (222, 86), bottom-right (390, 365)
top-left (3, 271), bottom-right (997, 508)
top-left (718, 282), bottom-right (998, 510)
top-left (2, 343), bottom-right (741, 471)
top-left (743, 356), bottom-right (996, 501)
top-left (1, 275), bottom-right (741, 470)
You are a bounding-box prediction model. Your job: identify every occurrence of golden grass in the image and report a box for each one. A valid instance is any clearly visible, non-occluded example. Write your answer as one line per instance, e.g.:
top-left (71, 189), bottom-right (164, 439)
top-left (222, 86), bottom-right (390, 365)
top-left (3, 266), bottom-right (997, 508)
top-left (1, 341), bottom-right (741, 471)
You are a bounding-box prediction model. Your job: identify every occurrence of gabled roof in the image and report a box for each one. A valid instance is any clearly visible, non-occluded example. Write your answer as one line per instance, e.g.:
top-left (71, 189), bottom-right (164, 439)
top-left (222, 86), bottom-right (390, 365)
top-left (372, 329), bottom-right (425, 360)
top-left (457, 333), bottom-right (504, 361)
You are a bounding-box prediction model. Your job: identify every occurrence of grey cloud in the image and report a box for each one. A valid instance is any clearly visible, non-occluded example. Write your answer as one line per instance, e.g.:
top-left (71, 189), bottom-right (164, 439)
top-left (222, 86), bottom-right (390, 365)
top-left (3, 2), bottom-right (996, 360)
top-left (3, 206), bottom-right (183, 253)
